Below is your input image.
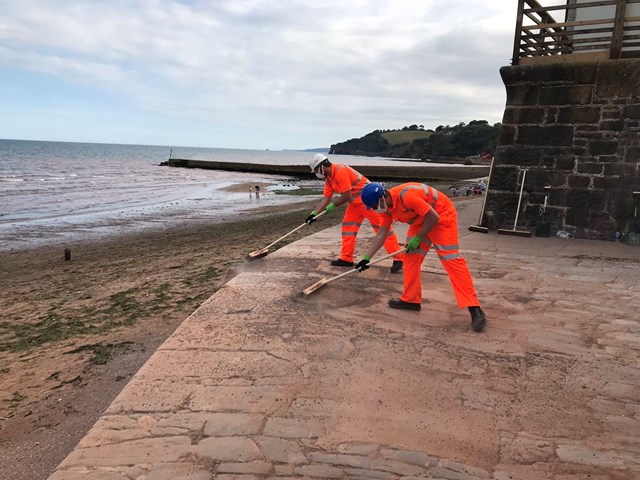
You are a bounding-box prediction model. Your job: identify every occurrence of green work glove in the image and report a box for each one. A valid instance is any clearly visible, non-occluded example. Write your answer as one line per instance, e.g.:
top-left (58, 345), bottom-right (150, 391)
top-left (406, 235), bottom-right (422, 252)
top-left (325, 203), bottom-right (336, 214)
top-left (355, 254), bottom-right (371, 272)
top-left (305, 210), bottom-right (318, 224)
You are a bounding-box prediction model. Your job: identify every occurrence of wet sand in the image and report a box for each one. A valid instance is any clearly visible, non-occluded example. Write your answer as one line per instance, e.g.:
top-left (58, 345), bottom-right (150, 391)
top-left (0, 199), bottom-right (342, 480)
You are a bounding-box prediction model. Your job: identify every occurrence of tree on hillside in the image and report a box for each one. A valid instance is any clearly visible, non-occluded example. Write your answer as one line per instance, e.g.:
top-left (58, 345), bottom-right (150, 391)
top-left (330, 131), bottom-right (390, 155)
top-left (421, 121), bottom-right (501, 157)
top-left (330, 120), bottom-right (500, 159)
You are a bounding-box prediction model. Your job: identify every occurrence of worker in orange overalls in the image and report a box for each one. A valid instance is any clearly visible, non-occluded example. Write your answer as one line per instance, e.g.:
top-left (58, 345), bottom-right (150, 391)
top-left (305, 154), bottom-right (404, 273)
top-left (355, 182), bottom-right (486, 332)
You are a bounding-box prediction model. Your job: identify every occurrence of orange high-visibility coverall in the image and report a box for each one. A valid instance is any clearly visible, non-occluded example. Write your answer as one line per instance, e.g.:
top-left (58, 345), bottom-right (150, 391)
top-left (379, 182), bottom-right (479, 307)
top-left (324, 164), bottom-right (403, 263)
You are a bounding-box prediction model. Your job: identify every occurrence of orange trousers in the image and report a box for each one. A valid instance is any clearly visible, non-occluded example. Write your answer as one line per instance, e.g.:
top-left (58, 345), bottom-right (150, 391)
top-left (401, 209), bottom-right (479, 308)
top-left (339, 200), bottom-right (403, 263)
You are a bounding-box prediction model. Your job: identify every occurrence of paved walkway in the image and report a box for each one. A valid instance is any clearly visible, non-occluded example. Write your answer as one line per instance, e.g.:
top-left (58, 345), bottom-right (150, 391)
top-left (49, 200), bottom-right (640, 480)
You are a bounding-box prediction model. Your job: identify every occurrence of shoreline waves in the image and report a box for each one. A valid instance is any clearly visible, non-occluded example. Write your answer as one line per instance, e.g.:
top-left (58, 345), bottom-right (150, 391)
top-left (1, 139), bottom-right (487, 252)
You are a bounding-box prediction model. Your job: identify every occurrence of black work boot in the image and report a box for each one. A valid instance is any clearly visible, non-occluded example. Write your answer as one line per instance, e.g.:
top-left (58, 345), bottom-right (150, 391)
top-left (468, 306), bottom-right (486, 332)
top-left (388, 298), bottom-right (421, 311)
top-left (331, 258), bottom-right (354, 267)
top-left (390, 260), bottom-right (403, 273)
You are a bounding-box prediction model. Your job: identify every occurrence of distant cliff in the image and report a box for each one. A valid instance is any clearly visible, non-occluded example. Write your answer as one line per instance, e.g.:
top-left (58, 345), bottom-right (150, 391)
top-left (330, 121), bottom-right (501, 161)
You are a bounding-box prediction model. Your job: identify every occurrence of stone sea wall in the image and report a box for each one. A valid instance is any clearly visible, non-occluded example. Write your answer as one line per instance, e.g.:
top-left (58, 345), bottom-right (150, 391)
top-left (484, 59), bottom-right (640, 240)
top-left (163, 159), bottom-right (490, 182)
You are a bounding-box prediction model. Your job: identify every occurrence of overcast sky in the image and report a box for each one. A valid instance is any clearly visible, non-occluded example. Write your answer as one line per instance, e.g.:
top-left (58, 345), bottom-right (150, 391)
top-left (0, 1), bottom-right (519, 150)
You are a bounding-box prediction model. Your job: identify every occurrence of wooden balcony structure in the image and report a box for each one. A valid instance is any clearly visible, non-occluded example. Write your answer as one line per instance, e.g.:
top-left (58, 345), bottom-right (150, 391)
top-left (512, 0), bottom-right (640, 65)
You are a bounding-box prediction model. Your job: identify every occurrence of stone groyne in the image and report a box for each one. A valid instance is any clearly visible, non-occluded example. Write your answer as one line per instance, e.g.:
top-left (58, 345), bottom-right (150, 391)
top-left (161, 158), bottom-right (490, 182)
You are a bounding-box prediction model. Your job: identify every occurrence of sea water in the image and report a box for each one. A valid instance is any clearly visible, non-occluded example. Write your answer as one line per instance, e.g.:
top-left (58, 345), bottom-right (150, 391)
top-left (0, 139), bottom-right (423, 250)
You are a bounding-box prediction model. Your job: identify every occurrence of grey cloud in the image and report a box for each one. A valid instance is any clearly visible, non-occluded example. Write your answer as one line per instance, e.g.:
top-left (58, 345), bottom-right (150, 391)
top-left (0, 0), bottom-right (516, 146)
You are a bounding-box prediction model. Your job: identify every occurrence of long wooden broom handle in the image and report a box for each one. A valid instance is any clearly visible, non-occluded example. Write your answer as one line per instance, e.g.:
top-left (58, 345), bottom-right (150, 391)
top-left (262, 209), bottom-right (327, 250)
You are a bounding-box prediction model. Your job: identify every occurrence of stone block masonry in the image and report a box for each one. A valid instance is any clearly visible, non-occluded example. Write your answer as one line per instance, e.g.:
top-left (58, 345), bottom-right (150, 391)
top-left (484, 59), bottom-right (640, 240)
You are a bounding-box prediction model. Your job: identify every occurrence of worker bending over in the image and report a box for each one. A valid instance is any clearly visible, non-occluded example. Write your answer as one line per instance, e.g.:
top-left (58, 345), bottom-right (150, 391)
top-left (357, 182), bottom-right (487, 332)
top-left (306, 154), bottom-right (404, 273)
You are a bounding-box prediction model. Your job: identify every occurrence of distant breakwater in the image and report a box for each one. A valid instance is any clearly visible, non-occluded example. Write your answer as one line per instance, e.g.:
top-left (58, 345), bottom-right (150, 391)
top-left (161, 159), bottom-right (489, 182)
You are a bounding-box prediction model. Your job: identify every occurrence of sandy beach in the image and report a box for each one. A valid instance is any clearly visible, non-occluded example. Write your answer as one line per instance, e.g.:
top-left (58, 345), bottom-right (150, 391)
top-left (0, 195), bottom-right (342, 480)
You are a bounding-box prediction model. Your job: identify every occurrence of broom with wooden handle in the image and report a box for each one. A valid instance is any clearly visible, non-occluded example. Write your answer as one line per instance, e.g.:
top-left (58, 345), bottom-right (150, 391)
top-left (303, 247), bottom-right (408, 295)
top-left (498, 169), bottom-right (532, 238)
top-left (247, 210), bottom-right (327, 260)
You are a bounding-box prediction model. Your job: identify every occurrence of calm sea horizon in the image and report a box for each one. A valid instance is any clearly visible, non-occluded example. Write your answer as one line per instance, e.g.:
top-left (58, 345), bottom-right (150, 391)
top-left (0, 138), bottom-right (427, 251)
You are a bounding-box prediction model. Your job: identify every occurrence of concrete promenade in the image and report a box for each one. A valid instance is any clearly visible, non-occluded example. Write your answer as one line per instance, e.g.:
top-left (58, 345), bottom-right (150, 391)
top-left (48, 200), bottom-right (640, 480)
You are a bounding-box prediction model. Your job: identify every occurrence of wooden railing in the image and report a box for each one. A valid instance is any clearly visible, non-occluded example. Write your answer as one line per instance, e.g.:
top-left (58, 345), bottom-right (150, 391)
top-left (512, 0), bottom-right (640, 65)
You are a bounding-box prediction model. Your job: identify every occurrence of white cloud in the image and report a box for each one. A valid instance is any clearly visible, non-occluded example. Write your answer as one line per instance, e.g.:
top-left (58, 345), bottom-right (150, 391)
top-left (0, 0), bottom-right (519, 148)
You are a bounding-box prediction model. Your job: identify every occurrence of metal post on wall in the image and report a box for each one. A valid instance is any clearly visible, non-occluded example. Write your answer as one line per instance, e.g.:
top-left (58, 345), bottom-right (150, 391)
top-left (634, 191), bottom-right (640, 233)
top-left (512, 0), bottom-right (526, 65)
top-left (629, 191), bottom-right (640, 245)
top-left (610, 0), bottom-right (627, 59)
top-left (535, 185), bottom-right (552, 237)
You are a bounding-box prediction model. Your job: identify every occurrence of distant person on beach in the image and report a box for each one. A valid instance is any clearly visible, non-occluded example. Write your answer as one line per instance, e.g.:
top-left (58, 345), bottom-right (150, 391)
top-left (255, 185), bottom-right (260, 198)
top-left (355, 182), bottom-right (487, 332)
top-left (305, 154), bottom-right (404, 273)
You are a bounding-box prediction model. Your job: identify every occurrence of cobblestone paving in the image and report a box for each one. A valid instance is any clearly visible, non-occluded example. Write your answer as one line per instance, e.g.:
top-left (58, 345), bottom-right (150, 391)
top-left (48, 203), bottom-right (640, 480)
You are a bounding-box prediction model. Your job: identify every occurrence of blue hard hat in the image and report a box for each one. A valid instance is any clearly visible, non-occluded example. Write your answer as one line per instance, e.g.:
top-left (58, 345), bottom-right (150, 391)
top-left (361, 182), bottom-right (384, 210)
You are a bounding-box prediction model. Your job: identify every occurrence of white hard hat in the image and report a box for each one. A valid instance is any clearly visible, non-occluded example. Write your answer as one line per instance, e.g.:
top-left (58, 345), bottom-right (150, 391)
top-left (309, 153), bottom-right (328, 172)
